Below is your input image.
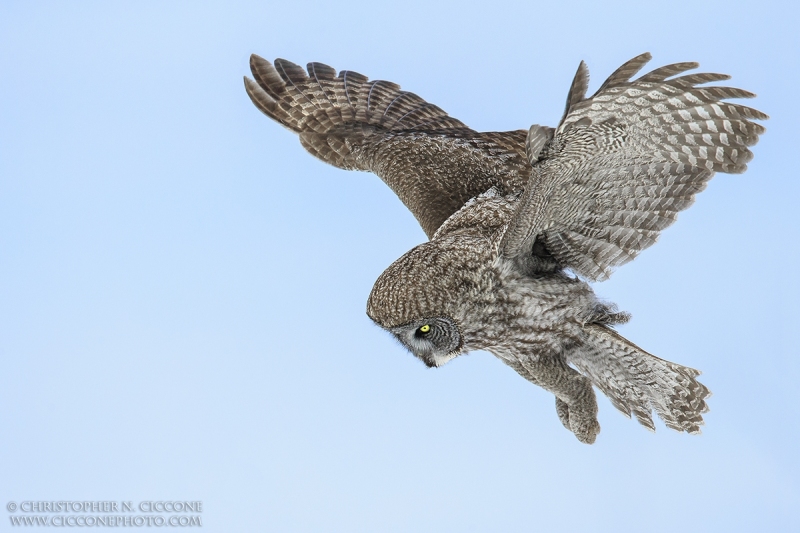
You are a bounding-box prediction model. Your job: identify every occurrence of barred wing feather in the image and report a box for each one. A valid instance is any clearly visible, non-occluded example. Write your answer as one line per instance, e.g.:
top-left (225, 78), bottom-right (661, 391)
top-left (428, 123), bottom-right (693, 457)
top-left (244, 55), bottom-right (531, 237)
top-left (502, 53), bottom-right (767, 281)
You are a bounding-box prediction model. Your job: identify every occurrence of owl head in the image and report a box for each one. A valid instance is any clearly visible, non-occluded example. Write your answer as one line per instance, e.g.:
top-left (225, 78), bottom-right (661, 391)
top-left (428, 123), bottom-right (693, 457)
top-left (366, 235), bottom-right (497, 367)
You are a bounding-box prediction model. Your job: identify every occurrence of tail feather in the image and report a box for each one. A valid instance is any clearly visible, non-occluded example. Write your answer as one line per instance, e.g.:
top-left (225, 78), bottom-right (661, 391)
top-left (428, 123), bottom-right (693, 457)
top-left (569, 325), bottom-right (710, 434)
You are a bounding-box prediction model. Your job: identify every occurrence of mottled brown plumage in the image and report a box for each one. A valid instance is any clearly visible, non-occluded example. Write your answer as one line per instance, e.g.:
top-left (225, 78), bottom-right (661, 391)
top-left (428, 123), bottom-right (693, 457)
top-left (246, 53), bottom-right (765, 443)
top-left (244, 55), bottom-right (534, 237)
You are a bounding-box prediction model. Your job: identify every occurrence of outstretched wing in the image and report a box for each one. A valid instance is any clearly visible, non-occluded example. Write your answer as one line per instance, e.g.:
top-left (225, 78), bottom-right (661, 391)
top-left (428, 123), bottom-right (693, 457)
top-left (244, 55), bottom-right (534, 237)
top-left (500, 53), bottom-right (767, 280)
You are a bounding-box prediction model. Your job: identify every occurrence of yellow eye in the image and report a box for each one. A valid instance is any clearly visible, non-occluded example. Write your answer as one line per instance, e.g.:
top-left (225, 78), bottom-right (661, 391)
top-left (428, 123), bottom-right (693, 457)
top-left (419, 324), bottom-right (431, 333)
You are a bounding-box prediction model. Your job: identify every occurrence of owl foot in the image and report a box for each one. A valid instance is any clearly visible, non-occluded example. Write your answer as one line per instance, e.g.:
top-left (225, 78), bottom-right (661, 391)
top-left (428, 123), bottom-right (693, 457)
top-left (569, 409), bottom-right (600, 444)
top-left (556, 377), bottom-right (600, 444)
top-left (556, 402), bottom-right (600, 444)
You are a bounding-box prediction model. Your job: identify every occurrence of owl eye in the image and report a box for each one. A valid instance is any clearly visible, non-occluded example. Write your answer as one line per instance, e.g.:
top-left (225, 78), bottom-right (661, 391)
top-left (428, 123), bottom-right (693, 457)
top-left (418, 324), bottom-right (431, 335)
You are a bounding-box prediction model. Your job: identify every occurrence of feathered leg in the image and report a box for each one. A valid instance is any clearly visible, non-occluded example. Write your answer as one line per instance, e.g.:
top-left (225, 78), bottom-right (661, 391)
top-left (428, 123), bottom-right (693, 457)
top-left (555, 398), bottom-right (571, 430)
top-left (507, 355), bottom-right (601, 444)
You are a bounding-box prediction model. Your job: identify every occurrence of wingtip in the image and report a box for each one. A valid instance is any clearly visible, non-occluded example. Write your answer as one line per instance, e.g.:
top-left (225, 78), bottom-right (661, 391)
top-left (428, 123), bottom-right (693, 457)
top-left (243, 75), bottom-right (281, 119)
top-left (590, 52), bottom-right (655, 96)
top-left (629, 51), bottom-right (653, 65)
top-left (249, 53), bottom-right (268, 72)
top-left (274, 57), bottom-right (304, 71)
top-left (577, 60), bottom-right (590, 86)
top-left (628, 51), bottom-right (653, 72)
top-left (243, 75), bottom-right (261, 96)
top-left (560, 60), bottom-right (590, 123)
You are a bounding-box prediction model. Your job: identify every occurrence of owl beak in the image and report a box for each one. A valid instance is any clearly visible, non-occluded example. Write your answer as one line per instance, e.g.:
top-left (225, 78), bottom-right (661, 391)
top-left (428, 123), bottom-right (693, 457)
top-left (435, 351), bottom-right (459, 367)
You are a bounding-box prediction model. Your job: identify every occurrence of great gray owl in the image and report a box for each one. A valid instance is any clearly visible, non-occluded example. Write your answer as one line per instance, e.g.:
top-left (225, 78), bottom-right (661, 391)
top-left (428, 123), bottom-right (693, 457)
top-left (245, 53), bottom-right (766, 443)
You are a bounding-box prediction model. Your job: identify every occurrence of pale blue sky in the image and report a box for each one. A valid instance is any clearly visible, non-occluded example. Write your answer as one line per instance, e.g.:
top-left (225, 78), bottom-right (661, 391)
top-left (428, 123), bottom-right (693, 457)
top-left (1, 1), bottom-right (798, 531)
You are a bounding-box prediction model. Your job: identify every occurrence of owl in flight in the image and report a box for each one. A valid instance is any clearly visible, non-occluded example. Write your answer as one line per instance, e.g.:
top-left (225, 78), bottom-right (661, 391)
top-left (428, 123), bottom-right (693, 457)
top-left (244, 53), bottom-right (765, 443)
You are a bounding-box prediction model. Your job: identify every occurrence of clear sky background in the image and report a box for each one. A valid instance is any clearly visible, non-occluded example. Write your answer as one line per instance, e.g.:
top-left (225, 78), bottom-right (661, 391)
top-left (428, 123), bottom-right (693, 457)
top-left (1, 1), bottom-right (798, 531)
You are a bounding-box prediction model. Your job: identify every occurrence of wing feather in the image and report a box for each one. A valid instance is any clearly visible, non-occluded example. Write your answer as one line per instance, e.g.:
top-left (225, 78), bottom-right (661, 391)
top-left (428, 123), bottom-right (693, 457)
top-left (500, 54), bottom-right (767, 280)
top-left (245, 54), bottom-right (531, 236)
top-left (593, 52), bottom-right (652, 93)
top-left (560, 61), bottom-right (590, 123)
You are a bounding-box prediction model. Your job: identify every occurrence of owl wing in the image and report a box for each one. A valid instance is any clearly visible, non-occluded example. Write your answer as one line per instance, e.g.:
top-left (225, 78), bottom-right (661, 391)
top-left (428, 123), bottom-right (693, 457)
top-left (245, 55), bottom-right (533, 237)
top-left (500, 53), bottom-right (767, 280)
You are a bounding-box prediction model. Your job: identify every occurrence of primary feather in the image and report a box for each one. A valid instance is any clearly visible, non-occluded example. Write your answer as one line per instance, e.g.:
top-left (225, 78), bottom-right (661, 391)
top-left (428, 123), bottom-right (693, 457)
top-left (501, 53), bottom-right (767, 280)
top-left (245, 54), bottom-right (533, 237)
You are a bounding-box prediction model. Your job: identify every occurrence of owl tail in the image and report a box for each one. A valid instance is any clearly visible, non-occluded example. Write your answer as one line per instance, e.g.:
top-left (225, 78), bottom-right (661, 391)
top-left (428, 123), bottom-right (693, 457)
top-left (568, 325), bottom-right (710, 434)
